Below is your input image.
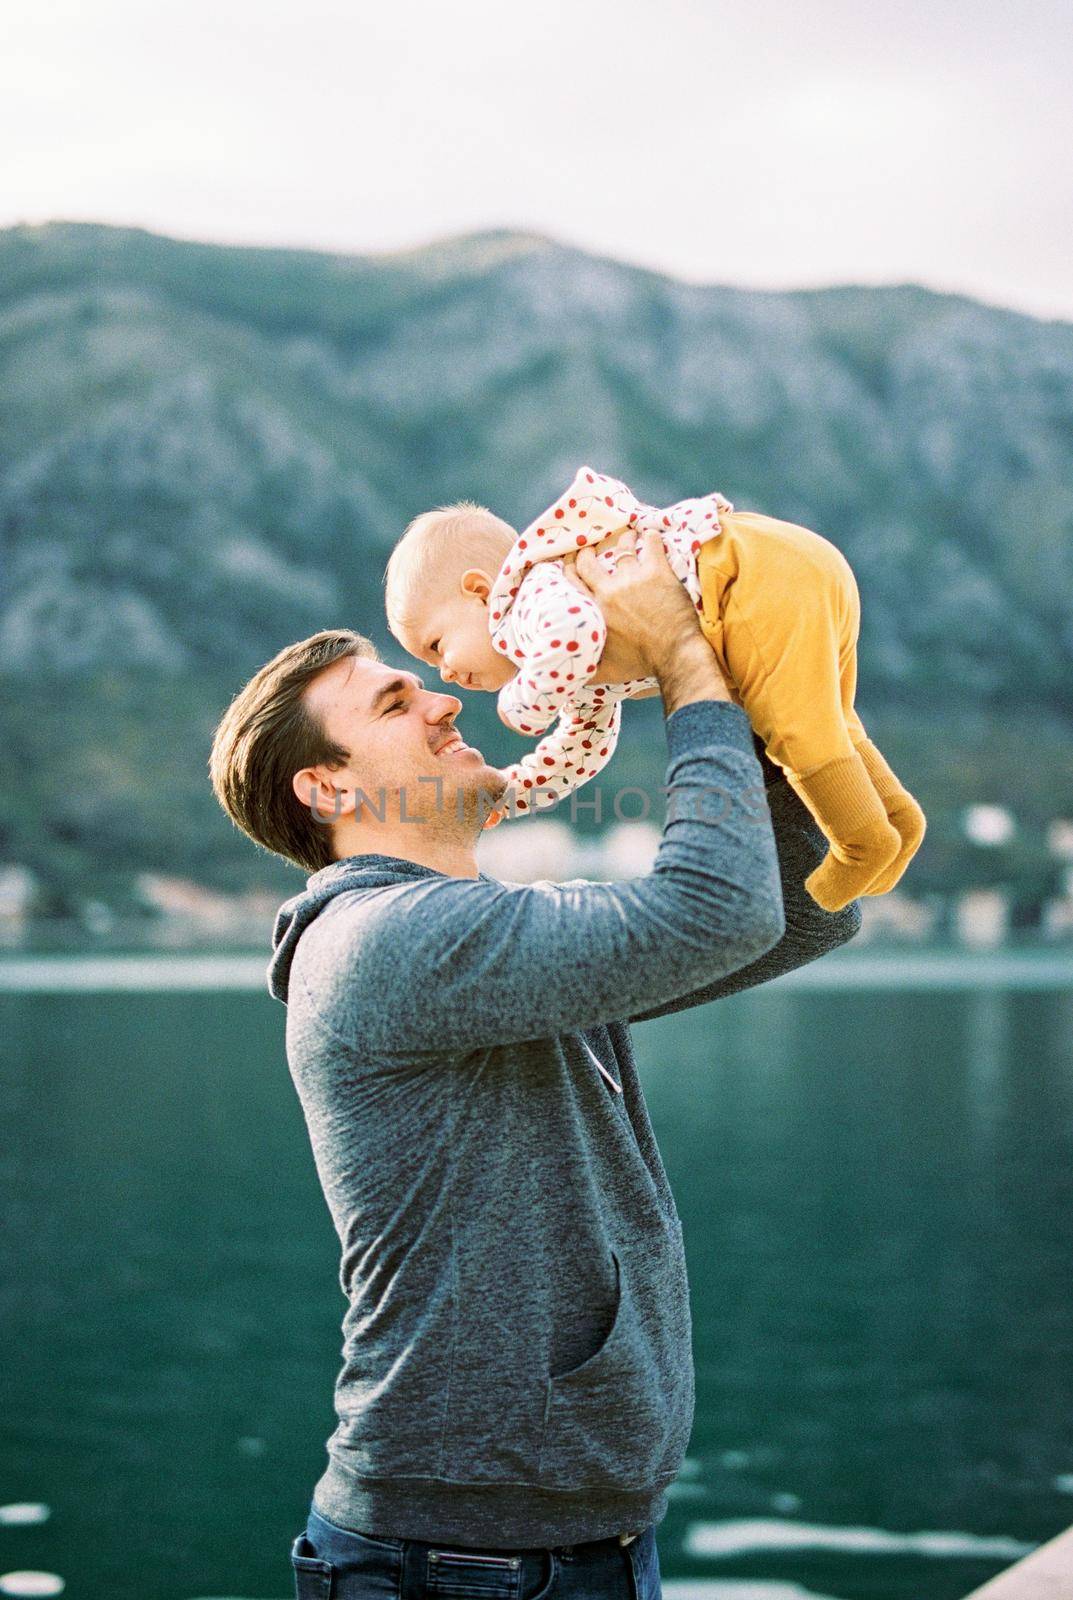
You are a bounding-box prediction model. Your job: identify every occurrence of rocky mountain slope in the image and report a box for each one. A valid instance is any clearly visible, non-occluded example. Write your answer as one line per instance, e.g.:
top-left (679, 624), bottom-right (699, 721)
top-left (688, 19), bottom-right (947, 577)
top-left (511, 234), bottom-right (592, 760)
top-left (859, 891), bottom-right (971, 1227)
top-left (1, 222), bottom-right (1070, 912)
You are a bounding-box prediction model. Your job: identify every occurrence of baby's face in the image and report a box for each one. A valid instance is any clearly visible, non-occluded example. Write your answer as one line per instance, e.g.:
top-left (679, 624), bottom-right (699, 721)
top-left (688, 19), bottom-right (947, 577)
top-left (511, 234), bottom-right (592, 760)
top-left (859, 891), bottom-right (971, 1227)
top-left (404, 571), bottom-right (517, 692)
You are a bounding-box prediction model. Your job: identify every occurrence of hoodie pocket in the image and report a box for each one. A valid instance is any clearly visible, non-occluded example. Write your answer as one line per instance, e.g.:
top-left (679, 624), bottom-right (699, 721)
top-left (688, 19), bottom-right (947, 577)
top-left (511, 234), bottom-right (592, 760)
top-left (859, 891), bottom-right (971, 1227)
top-left (536, 1249), bottom-right (689, 1490)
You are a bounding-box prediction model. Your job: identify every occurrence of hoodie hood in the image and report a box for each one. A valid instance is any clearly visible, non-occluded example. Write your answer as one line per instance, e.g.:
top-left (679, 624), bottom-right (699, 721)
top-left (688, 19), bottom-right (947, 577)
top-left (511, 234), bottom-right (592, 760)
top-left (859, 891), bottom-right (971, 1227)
top-left (268, 853), bottom-right (489, 1004)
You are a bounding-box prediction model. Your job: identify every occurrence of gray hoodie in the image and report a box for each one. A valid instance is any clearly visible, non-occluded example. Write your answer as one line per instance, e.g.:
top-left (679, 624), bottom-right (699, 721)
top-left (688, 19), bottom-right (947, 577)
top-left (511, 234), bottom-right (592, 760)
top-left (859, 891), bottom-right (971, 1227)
top-left (268, 699), bottom-right (861, 1547)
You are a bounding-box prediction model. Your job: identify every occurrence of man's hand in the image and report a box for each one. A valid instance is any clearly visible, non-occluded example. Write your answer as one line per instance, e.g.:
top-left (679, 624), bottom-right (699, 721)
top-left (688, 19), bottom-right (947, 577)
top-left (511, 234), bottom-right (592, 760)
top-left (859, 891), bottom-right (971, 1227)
top-left (563, 527), bottom-right (735, 712)
top-left (560, 526), bottom-right (658, 684)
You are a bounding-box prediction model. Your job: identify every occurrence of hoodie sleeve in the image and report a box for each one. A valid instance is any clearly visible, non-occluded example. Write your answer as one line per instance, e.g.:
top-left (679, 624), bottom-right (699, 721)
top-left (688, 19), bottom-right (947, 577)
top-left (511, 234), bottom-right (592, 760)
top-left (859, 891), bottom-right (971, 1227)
top-left (317, 699), bottom-right (787, 1057)
top-left (495, 562), bottom-right (607, 734)
top-left (626, 744), bottom-right (863, 1022)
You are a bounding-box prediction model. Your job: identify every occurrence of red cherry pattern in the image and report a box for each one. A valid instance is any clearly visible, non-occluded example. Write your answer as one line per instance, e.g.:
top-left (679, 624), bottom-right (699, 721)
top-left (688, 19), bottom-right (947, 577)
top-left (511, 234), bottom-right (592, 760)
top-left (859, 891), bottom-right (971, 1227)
top-left (478, 464), bottom-right (733, 818)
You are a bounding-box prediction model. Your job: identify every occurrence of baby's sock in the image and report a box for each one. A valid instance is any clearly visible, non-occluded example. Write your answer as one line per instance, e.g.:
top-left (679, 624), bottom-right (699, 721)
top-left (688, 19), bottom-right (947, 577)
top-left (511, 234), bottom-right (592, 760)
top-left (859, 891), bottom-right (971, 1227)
top-left (793, 752), bottom-right (902, 912)
top-left (851, 739), bottom-right (927, 894)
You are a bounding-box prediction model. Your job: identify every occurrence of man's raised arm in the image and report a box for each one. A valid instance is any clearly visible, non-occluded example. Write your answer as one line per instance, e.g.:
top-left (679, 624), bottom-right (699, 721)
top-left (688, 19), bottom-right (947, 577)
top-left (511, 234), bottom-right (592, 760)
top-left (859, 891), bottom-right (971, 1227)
top-left (626, 733), bottom-right (862, 1024)
top-left (334, 699), bottom-right (784, 1056)
top-left (328, 532), bottom-right (791, 1056)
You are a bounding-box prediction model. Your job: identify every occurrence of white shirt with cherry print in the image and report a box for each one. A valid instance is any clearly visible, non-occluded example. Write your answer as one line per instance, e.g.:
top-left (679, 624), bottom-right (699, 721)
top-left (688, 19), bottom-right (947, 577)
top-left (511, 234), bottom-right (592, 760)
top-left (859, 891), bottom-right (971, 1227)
top-left (485, 465), bottom-right (733, 821)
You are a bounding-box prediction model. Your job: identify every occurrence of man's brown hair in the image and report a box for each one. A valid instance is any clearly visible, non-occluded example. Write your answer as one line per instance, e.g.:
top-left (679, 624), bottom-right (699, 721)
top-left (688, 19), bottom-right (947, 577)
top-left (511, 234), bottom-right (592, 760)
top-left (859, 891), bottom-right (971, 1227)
top-left (209, 629), bottom-right (379, 873)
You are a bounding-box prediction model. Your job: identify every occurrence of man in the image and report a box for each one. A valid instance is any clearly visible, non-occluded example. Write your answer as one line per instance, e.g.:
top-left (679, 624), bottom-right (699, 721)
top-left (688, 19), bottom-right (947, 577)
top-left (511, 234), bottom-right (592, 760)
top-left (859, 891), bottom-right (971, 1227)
top-left (209, 526), bottom-right (861, 1600)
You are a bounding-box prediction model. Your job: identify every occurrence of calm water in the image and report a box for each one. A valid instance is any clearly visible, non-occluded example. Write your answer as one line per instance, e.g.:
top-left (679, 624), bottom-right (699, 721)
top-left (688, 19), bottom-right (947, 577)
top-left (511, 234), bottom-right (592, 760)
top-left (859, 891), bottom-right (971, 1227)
top-left (1, 963), bottom-right (1072, 1600)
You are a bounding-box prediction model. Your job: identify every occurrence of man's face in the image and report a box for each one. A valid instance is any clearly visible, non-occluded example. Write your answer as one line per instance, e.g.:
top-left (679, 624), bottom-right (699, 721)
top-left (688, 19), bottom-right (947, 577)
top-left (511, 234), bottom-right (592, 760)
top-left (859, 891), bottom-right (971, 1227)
top-left (301, 654), bottom-right (508, 829)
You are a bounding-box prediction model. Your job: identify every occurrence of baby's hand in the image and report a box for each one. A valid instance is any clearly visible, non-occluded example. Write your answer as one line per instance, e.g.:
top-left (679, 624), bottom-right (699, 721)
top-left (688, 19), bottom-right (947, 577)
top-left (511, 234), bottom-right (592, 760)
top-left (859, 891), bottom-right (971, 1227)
top-left (481, 769), bottom-right (514, 829)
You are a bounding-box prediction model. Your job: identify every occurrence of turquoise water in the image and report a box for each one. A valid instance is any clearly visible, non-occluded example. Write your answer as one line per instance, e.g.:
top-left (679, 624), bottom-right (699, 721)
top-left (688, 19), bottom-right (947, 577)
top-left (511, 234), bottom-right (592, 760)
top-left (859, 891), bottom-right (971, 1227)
top-left (1, 960), bottom-right (1071, 1599)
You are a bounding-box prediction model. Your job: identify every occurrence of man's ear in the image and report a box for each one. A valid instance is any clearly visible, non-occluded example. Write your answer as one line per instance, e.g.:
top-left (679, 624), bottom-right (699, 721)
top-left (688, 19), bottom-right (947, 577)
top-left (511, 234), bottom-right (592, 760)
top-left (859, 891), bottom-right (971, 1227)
top-left (460, 567), bottom-right (493, 603)
top-left (292, 767), bottom-right (358, 821)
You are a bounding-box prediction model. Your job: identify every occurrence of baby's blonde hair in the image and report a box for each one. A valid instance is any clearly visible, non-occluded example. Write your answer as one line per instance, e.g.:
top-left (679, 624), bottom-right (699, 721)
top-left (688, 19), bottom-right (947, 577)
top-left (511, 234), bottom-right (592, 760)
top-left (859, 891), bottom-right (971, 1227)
top-left (383, 500), bottom-right (517, 645)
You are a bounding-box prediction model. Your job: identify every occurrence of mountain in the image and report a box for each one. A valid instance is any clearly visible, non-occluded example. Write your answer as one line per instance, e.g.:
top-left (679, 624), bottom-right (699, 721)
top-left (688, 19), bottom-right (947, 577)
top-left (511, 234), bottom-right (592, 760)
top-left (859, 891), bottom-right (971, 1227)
top-left (0, 221), bottom-right (1070, 915)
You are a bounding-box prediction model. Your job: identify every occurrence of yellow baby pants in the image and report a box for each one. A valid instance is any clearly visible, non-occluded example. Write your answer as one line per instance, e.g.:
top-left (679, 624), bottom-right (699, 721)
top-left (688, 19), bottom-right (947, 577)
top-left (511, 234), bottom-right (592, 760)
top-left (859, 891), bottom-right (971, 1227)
top-left (696, 510), bottom-right (926, 911)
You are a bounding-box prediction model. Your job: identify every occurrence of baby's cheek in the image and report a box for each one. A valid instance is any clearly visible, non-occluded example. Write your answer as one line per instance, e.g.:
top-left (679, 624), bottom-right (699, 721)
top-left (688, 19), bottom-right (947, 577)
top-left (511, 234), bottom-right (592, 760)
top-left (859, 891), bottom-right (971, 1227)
top-left (479, 634), bottom-right (510, 673)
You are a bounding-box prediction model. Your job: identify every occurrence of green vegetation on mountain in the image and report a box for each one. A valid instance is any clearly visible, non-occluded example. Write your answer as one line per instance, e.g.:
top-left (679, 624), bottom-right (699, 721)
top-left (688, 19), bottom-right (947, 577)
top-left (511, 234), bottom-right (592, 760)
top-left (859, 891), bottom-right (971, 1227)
top-left (1, 222), bottom-right (1070, 915)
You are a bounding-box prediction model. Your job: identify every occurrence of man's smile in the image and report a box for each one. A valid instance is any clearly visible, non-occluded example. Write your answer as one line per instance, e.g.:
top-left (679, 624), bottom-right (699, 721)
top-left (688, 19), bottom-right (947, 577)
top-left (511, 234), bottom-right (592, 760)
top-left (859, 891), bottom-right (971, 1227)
top-left (433, 730), bottom-right (478, 757)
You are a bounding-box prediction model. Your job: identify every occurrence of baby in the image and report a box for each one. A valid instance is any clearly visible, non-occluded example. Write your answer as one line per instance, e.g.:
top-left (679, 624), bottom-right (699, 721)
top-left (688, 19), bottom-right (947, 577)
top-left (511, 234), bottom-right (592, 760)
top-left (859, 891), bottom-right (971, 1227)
top-left (383, 464), bottom-right (925, 912)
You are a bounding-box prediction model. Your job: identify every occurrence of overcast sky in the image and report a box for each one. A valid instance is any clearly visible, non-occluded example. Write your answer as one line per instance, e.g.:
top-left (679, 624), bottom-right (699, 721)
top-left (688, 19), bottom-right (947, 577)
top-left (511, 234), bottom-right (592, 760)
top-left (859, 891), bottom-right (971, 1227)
top-left (3, 0), bottom-right (1071, 321)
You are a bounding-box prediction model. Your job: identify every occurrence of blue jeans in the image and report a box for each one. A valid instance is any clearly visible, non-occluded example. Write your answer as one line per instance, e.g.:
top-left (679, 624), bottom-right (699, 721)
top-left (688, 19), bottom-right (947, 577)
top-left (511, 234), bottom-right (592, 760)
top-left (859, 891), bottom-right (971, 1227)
top-left (290, 1503), bottom-right (662, 1600)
